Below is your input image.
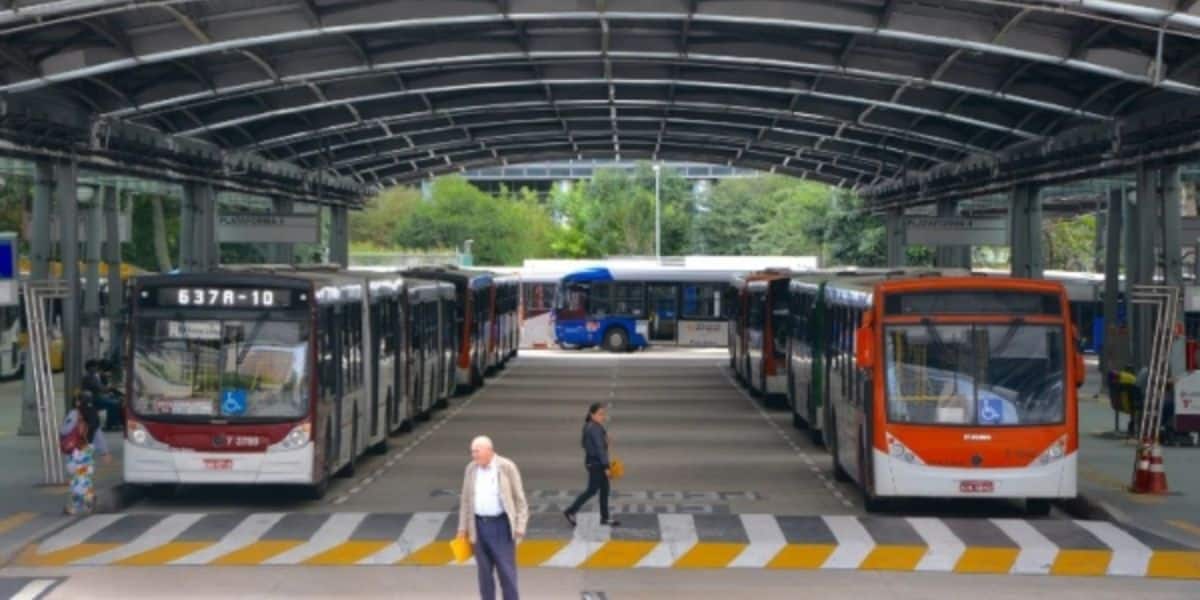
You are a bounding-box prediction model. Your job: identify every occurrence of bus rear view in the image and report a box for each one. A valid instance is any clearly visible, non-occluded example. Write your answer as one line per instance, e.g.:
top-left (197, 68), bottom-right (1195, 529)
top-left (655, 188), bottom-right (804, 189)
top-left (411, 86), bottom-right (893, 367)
top-left (125, 274), bottom-right (317, 489)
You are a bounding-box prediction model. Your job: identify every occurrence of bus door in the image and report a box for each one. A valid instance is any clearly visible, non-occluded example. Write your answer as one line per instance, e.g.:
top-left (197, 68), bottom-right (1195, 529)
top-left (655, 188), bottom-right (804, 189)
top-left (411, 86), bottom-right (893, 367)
top-left (648, 284), bottom-right (679, 343)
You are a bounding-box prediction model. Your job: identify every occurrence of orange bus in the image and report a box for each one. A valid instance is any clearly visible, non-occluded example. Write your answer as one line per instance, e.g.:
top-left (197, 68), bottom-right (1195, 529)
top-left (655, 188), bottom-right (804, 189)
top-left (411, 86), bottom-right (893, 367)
top-left (825, 272), bottom-right (1083, 514)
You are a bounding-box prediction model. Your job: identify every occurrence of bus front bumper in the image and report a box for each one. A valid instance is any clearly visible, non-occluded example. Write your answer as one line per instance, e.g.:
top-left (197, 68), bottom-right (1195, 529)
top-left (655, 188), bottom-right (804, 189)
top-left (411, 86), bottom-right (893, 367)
top-left (123, 442), bottom-right (315, 485)
top-left (874, 449), bottom-right (1077, 499)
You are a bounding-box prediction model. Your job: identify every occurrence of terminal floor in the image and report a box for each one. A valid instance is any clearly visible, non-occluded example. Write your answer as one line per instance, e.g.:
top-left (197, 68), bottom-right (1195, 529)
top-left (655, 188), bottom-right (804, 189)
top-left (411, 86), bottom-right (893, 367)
top-left (4, 349), bottom-right (1200, 587)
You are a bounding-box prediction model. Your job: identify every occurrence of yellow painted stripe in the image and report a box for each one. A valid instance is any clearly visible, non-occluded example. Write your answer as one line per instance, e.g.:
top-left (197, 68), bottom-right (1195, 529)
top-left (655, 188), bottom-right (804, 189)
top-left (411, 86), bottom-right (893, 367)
top-left (0, 512), bottom-right (36, 535)
top-left (21, 543), bottom-right (121, 566)
top-left (954, 547), bottom-right (1020, 574)
top-left (581, 541), bottom-right (659, 569)
top-left (1166, 520), bottom-right (1200, 538)
top-left (1147, 551), bottom-right (1200, 579)
top-left (1049, 549), bottom-right (1112, 577)
top-left (115, 542), bottom-right (214, 566)
top-left (766, 544), bottom-right (835, 570)
top-left (303, 541), bottom-right (393, 566)
top-left (211, 541), bottom-right (304, 566)
top-left (517, 540), bottom-right (569, 567)
top-left (859, 545), bottom-right (928, 571)
top-left (399, 541), bottom-right (455, 566)
top-left (673, 542), bottom-right (747, 569)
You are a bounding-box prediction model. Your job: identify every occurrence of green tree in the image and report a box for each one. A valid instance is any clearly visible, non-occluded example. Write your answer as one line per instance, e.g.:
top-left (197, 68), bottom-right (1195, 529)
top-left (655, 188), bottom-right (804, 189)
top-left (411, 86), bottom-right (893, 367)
top-left (394, 176), bottom-right (557, 265)
top-left (123, 193), bottom-right (180, 272)
top-left (1043, 214), bottom-right (1097, 271)
top-left (552, 164), bottom-right (693, 257)
top-left (350, 186), bottom-right (422, 248)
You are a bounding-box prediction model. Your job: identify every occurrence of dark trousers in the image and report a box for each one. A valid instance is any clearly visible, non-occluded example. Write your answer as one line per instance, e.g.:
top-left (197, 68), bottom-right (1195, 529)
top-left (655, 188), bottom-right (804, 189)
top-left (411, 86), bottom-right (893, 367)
top-left (94, 394), bottom-right (122, 430)
top-left (474, 515), bottom-right (519, 600)
top-left (565, 465), bottom-right (609, 521)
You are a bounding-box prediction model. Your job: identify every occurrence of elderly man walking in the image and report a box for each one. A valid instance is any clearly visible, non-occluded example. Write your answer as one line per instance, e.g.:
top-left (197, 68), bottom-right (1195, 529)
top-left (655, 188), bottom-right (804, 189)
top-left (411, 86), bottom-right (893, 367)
top-left (457, 436), bottom-right (529, 600)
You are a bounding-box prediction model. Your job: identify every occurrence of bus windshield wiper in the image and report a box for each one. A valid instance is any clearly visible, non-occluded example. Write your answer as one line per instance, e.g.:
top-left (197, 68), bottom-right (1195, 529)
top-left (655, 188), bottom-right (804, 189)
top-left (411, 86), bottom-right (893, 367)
top-left (235, 313), bottom-right (272, 369)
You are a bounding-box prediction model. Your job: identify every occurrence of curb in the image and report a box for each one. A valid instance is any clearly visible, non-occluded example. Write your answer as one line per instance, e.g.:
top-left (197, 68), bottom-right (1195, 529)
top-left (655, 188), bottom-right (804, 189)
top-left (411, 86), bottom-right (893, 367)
top-left (1063, 492), bottom-right (1200, 551)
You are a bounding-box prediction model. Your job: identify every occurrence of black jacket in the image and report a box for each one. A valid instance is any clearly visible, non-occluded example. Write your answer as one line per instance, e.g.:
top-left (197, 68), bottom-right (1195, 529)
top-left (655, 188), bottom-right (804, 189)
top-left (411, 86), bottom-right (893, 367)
top-left (582, 422), bottom-right (609, 468)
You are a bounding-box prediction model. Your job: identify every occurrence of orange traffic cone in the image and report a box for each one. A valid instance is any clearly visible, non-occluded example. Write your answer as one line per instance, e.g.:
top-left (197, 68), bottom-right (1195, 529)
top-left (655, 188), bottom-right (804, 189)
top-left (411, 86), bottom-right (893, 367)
top-left (1131, 443), bottom-right (1169, 494)
top-left (1131, 444), bottom-right (1153, 493)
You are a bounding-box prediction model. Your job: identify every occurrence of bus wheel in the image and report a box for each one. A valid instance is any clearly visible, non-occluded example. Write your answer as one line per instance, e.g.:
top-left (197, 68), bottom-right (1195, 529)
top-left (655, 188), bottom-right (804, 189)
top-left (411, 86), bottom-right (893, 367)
top-left (1025, 499), bottom-right (1052, 517)
top-left (603, 328), bottom-right (628, 352)
top-left (303, 473), bottom-right (330, 500)
top-left (809, 424), bottom-right (824, 447)
top-left (145, 484), bottom-right (178, 500)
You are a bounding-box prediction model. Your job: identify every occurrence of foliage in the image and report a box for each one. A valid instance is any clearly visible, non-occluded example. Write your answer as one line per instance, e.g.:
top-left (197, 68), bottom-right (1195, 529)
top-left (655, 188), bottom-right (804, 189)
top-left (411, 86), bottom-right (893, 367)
top-left (123, 193), bottom-right (180, 272)
top-left (1043, 214), bottom-right (1097, 271)
top-left (550, 164), bottom-right (694, 257)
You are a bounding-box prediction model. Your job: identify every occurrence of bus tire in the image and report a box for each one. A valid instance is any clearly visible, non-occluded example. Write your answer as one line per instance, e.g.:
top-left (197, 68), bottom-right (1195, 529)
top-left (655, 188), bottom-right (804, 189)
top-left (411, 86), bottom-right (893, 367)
top-left (1025, 499), bottom-right (1052, 517)
top-left (145, 484), bottom-right (178, 500)
top-left (303, 472), bottom-right (330, 500)
top-left (809, 424), bottom-right (824, 447)
top-left (603, 327), bottom-right (628, 353)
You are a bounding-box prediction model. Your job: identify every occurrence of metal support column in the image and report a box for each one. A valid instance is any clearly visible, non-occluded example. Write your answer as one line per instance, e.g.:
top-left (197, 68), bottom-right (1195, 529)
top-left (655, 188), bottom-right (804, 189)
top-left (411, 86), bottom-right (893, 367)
top-left (103, 186), bottom-right (123, 366)
top-left (19, 160), bottom-right (54, 436)
top-left (56, 160), bottom-right (82, 402)
top-left (885, 208), bottom-right (906, 268)
top-left (1161, 165), bottom-right (1185, 378)
top-left (1009, 183), bottom-right (1043, 279)
top-left (272, 198), bottom-right (295, 264)
top-left (330, 205), bottom-right (349, 267)
top-left (934, 199), bottom-right (970, 268)
top-left (1131, 165), bottom-right (1158, 371)
top-left (83, 186), bottom-right (102, 364)
top-left (1102, 186), bottom-right (1127, 378)
top-left (180, 183), bottom-right (218, 271)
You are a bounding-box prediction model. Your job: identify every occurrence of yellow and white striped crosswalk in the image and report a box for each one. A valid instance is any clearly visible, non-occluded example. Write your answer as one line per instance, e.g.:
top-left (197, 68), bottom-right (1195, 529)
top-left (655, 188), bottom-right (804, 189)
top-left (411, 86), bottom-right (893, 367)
top-left (14, 511), bottom-right (1200, 578)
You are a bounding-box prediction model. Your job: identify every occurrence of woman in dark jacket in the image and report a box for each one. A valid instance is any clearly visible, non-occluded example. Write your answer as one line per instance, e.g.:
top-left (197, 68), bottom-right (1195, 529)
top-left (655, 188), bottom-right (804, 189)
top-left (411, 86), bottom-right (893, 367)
top-left (563, 403), bottom-right (619, 527)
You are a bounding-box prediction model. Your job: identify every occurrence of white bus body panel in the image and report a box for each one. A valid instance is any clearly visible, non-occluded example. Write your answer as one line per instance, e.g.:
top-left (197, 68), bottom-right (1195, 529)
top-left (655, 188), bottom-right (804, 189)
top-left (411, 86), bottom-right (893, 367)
top-left (124, 442), bottom-right (315, 484)
top-left (873, 449), bottom-right (1077, 499)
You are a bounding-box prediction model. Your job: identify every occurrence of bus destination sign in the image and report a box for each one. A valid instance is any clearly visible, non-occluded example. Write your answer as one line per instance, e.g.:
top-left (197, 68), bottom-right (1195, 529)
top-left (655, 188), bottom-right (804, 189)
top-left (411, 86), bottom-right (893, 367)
top-left (153, 287), bottom-right (296, 309)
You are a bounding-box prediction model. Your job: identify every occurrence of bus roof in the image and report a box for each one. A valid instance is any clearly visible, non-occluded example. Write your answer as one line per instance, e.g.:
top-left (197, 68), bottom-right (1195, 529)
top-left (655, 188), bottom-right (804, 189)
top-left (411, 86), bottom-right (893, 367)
top-left (561, 265), bottom-right (748, 284)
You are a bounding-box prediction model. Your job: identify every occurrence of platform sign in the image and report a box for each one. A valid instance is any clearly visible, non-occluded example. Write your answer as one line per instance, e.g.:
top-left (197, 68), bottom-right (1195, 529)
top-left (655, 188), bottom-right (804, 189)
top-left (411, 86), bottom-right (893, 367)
top-left (0, 233), bottom-right (16, 306)
top-left (217, 214), bottom-right (319, 244)
top-left (1174, 371), bottom-right (1200, 432)
top-left (904, 217), bottom-right (1008, 246)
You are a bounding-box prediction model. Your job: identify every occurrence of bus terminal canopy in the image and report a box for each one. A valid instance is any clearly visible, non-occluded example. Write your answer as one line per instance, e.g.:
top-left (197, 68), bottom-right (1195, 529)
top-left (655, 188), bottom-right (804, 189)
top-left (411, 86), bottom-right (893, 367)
top-left (4, 0), bottom-right (1200, 207)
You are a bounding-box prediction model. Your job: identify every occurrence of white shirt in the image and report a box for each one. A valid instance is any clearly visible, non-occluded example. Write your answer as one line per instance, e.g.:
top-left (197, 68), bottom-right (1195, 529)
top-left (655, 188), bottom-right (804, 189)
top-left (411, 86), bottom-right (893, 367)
top-left (474, 461), bottom-right (504, 517)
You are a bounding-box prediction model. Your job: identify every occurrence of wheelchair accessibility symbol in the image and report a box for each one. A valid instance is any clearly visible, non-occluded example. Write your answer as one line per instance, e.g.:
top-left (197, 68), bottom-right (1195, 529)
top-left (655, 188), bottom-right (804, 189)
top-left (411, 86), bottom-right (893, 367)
top-left (220, 389), bottom-right (247, 417)
top-left (979, 396), bottom-right (1003, 425)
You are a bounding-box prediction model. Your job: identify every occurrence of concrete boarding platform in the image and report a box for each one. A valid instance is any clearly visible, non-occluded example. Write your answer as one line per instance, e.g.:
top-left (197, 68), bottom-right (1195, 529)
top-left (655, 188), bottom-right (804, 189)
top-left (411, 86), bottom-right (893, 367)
top-left (16, 511), bottom-right (1200, 578)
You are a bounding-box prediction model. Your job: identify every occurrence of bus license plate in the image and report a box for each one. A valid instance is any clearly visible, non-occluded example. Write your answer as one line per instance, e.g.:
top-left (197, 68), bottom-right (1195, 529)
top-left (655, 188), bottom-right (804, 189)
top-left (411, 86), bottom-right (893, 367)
top-left (203, 458), bottom-right (233, 470)
top-left (960, 480), bottom-right (994, 493)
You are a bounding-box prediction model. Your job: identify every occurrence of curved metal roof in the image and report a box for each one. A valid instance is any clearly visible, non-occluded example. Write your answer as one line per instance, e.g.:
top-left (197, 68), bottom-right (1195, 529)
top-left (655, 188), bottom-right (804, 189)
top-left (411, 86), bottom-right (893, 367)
top-left (4, 0), bottom-right (1200, 193)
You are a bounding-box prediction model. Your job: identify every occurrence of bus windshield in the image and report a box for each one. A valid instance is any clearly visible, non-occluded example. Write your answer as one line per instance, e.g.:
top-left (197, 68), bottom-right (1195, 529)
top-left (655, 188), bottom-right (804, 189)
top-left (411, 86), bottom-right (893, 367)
top-left (884, 322), bottom-right (1065, 426)
top-left (132, 318), bottom-right (310, 421)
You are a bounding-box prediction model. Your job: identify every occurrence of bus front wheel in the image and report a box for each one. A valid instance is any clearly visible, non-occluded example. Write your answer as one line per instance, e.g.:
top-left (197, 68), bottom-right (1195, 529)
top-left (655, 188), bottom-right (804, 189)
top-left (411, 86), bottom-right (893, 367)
top-left (603, 327), bottom-right (629, 352)
top-left (1026, 499), bottom-right (1052, 517)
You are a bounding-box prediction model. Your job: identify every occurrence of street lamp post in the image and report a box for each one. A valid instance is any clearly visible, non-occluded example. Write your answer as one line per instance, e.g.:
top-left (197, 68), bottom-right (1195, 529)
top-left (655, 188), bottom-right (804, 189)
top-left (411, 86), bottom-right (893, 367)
top-left (653, 163), bottom-right (661, 261)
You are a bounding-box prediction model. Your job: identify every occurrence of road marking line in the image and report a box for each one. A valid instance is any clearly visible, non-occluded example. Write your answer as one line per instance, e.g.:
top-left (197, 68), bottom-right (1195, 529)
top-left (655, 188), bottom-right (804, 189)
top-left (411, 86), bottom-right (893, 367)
top-left (0, 512), bottom-right (37, 536)
top-left (954, 547), bottom-right (1020, 574)
top-left (1147, 551), bottom-right (1200, 578)
top-left (583, 541), bottom-right (659, 569)
top-left (546, 513), bottom-right (608, 568)
top-left (212, 540), bottom-right (305, 565)
top-left (1167, 520), bottom-right (1200, 538)
top-left (908, 517), bottom-right (965, 572)
top-left (859, 545), bottom-right (927, 571)
top-left (638, 514), bottom-right (697, 568)
top-left (729, 514), bottom-right (787, 568)
top-left (360, 512), bottom-right (448, 565)
top-left (1075, 520), bottom-right (1153, 576)
top-left (518, 540), bottom-right (570, 567)
top-left (38, 514), bottom-right (124, 554)
top-left (991, 519), bottom-right (1057, 575)
top-left (268, 512), bottom-right (368, 565)
top-left (821, 516), bottom-right (875, 569)
top-left (116, 541), bottom-right (215, 566)
top-left (172, 513), bottom-right (287, 565)
top-left (304, 540), bottom-right (392, 565)
top-left (674, 542), bottom-right (746, 568)
top-left (1050, 549), bottom-right (1112, 576)
top-left (21, 543), bottom-right (120, 566)
top-left (78, 513), bottom-right (207, 565)
top-left (767, 544), bottom-right (835, 569)
top-left (10, 579), bottom-right (58, 600)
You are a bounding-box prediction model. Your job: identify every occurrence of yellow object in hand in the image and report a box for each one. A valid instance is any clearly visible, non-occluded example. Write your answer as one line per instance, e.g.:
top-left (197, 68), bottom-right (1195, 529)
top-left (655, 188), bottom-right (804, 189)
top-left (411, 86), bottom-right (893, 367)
top-left (450, 535), bottom-right (473, 563)
top-left (609, 458), bottom-right (625, 480)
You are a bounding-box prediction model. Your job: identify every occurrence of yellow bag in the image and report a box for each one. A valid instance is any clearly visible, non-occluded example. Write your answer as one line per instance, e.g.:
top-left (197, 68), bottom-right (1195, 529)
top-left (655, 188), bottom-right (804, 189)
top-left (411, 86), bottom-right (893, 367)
top-left (450, 535), bottom-right (473, 563)
top-left (609, 458), bottom-right (625, 480)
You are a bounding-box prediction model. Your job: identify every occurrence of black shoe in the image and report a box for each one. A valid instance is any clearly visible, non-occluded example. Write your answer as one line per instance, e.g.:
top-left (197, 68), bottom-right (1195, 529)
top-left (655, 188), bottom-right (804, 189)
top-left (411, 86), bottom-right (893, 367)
top-left (601, 519), bottom-right (620, 527)
top-left (563, 511), bottom-right (577, 527)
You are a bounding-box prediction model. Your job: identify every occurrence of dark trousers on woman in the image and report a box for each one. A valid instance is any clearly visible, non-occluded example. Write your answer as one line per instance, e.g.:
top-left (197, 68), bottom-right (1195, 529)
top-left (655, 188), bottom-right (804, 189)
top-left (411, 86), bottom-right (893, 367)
top-left (474, 515), bottom-right (519, 600)
top-left (565, 465), bottom-right (609, 522)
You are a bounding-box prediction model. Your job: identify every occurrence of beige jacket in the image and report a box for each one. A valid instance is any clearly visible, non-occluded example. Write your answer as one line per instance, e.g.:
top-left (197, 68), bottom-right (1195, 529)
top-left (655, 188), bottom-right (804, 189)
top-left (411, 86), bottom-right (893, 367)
top-left (457, 454), bottom-right (529, 543)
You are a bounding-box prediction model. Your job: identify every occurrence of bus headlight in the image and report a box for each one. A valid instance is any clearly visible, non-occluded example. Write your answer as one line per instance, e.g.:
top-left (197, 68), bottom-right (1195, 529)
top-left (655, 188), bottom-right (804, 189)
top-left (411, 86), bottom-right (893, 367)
top-left (270, 423), bottom-right (311, 452)
top-left (1035, 435), bottom-right (1068, 466)
top-left (127, 422), bottom-right (168, 450)
top-left (886, 434), bottom-right (924, 465)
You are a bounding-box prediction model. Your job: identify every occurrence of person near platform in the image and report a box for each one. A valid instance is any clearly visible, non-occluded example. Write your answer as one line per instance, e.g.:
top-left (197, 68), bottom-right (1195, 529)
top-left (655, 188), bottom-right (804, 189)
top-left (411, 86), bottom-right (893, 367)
top-left (563, 402), bottom-right (620, 528)
top-left (59, 393), bottom-right (113, 515)
top-left (456, 435), bottom-right (528, 600)
top-left (82, 359), bottom-right (122, 431)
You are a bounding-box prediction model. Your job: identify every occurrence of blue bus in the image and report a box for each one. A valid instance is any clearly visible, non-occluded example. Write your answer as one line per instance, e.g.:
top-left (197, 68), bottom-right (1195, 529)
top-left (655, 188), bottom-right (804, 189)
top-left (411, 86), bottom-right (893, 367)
top-left (553, 266), bottom-right (741, 352)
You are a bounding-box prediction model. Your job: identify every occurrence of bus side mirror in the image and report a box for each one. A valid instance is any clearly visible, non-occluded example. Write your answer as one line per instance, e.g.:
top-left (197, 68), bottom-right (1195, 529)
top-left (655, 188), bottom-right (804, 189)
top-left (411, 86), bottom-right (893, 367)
top-left (855, 326), bottom-right (876, 370)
